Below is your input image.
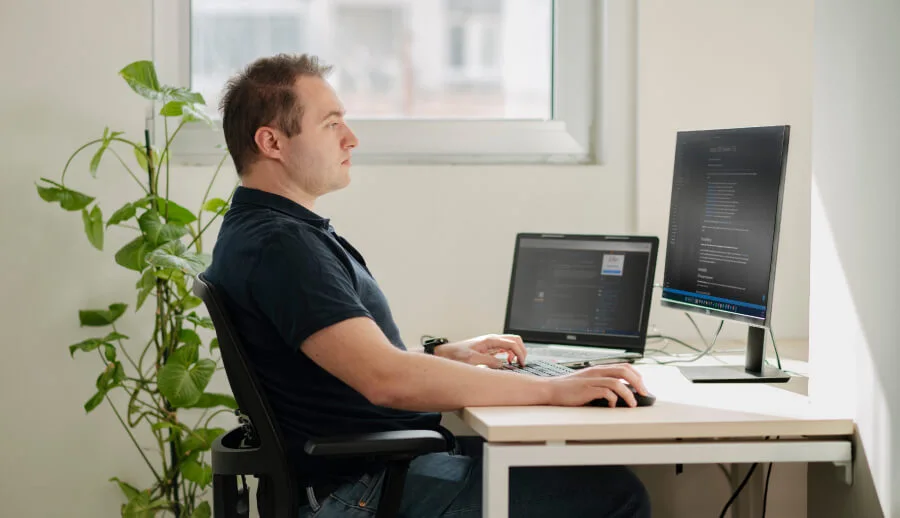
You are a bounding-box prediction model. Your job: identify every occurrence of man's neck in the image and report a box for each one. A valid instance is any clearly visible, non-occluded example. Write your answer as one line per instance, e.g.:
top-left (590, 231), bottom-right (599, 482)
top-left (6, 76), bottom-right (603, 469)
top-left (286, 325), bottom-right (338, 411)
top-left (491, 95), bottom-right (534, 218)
top-left (240, 171), bottom-right (317, 211)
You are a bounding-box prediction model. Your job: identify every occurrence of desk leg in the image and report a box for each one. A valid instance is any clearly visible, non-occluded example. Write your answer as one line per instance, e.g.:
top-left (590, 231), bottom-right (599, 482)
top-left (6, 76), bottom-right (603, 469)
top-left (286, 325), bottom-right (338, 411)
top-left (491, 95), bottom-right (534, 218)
top-left (483, 443), bottom-right (509, 518)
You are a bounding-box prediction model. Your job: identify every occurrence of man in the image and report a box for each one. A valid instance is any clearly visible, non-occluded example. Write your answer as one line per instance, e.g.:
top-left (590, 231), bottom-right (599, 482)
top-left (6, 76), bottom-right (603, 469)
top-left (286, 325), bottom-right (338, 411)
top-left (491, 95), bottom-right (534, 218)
top-left (205, 53), bottom-right (652, 517)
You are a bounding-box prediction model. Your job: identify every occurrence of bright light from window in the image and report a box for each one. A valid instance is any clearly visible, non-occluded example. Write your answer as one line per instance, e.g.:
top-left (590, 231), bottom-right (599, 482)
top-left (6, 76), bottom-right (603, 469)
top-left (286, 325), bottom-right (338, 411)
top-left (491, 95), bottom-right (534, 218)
top-left (190, 0), bottom-right (553, 121)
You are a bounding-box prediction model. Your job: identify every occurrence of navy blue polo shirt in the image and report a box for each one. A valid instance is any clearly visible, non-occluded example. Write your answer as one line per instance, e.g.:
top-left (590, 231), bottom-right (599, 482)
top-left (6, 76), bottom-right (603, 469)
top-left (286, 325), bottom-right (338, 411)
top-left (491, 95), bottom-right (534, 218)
top-left (204, 186), bottom-right (441, 485)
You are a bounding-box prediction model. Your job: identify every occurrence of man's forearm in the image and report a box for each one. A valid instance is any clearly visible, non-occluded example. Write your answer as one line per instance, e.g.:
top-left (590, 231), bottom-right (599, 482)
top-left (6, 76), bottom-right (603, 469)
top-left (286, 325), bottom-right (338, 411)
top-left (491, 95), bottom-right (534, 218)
top-left (375, 350), bottom-right (552, 412)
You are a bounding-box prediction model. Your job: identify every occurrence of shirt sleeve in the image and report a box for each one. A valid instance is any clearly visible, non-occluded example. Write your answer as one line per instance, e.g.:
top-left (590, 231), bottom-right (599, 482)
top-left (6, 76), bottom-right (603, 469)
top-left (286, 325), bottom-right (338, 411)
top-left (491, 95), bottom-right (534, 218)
top-left (248, 229), bottom-right (373, 349)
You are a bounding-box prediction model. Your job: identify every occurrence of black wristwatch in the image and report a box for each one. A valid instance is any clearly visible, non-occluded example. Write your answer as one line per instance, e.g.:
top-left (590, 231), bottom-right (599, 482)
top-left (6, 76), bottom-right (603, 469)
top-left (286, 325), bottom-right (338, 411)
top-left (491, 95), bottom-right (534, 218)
top-left (422, 337), bottom-right (449, 355)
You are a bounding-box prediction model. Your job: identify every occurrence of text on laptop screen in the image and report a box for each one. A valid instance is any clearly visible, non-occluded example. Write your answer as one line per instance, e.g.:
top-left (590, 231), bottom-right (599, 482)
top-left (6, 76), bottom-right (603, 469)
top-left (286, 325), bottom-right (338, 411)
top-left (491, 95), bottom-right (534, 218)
top-left (508, 239), bottom-right (653, 338)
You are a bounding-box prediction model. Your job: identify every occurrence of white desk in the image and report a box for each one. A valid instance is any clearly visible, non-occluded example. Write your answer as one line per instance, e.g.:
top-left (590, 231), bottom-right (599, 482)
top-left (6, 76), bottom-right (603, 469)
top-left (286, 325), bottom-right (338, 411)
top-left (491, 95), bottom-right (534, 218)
top-left (456, 363), bottom-right (853, 518)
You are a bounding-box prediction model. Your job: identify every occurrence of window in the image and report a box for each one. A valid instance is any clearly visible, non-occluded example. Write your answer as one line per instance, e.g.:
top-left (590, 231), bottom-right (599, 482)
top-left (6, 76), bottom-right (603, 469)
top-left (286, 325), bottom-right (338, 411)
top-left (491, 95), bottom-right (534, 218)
top-left (154, 0), bottom-right (597, 165)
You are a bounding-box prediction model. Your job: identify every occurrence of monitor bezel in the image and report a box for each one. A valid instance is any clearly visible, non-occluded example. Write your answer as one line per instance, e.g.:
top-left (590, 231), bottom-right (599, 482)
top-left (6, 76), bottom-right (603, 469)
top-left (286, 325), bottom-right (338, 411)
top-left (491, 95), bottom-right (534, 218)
top-left (659, 125), bottom-right (791, 329)
top-left (503, 233), bottom-right (660, 354)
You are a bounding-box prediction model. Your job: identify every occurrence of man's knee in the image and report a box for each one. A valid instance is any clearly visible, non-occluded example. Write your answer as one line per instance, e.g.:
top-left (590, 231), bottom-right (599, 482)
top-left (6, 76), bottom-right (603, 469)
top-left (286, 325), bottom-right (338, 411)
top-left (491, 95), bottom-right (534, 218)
top-left (618, 467), bottom-right (652, 518)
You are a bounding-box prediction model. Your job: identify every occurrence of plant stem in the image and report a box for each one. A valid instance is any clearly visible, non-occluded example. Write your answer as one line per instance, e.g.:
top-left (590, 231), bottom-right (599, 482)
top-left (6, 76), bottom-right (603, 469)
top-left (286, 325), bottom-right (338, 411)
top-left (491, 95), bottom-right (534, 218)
top-left (195, 152), bottom-right (230, 252)
top-left (111, 324), bottom-right (141, 373)
top-left (109, 148), bottom-right (149, 194)
top-left (105, 393), bottom-right (163, 483)
top-left (186, 182), bottom-right (238, 251)
top-left (60, 138), bottom-right (103, 186)
top-left (202, 408), bottom-right (234, 429)
top-left (162, 118), bottom-right (175, 220)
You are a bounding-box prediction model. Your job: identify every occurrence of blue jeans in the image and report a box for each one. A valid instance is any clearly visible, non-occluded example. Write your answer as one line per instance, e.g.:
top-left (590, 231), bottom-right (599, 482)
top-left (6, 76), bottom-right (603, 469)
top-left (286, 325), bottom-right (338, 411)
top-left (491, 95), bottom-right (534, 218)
top-left (299, 437), bottom-right (651, 517)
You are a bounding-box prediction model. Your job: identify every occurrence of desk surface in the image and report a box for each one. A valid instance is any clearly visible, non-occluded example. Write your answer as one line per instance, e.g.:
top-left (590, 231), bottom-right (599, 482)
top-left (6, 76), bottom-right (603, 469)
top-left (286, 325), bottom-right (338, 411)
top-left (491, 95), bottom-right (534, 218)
top-left (458, 364), bottom-right (853, 443)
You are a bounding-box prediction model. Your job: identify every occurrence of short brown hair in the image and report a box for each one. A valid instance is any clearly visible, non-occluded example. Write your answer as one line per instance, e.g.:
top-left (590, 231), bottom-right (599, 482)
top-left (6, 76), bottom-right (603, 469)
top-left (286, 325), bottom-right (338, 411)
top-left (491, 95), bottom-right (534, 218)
top-left (219, 53), bottom-right (333, 175)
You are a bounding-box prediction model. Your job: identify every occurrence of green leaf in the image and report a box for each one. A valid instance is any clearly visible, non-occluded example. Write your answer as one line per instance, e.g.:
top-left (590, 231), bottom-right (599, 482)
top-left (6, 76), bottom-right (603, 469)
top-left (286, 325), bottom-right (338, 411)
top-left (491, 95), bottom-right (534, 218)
top-left (79, 303), bottom-right (127, 327)
top-left (123, 491), bottom-right (169, 518)
top-left (82, 205), bottom-right (104, 250)
top-left (96, 361), bottom-right (125, 391)
top-left (133, 146), bottom-right (149, 171)
top-left (191, 501), bottom-right (211, 518)
top-left (115, 236), bottom-right (149, 272)
top-left (84, 391), bottom-right (106, 413)
top-left (181, 103), bottom-right (214, 126)
top-left (155, 268), bottom-right (185, 283)
top-left (68, 331), bottom-right (127, 357)
top-left (135, 271), bottom-right (155, 311)
top-left (189, 392), bottom-right (237, 410)
top-left (146, 241), bottom-right (210, 277)
top-left (179, 328), bottom-right (202, 347)
top-left (171, 343), bottom-right (200, 366)
top-left (209, 338), bottom-right (218, 351)
top-left (107, 203), bottom-right (137, 227)
top-left (159, 101), bottom-right (185, 117)
top-left (35, 179), bottom-right (95, 211)
top-left (181, 295), bottom-right (203, 311)
top-left (180, 459), bottom-right (213, 488)
top-left (119, 61), bottom-right (163, 101)
top-left (155, 198), bottom-right (196, 224)
top-left (201, 198), bottom-right (229, 214)
top-left (163, 86), bottom-right (206, 105)
top-left (185, 312), bottom-right (214, 330)
top-left (151, 421), bottom-right (183, 433)
top-left (109, 477), bottom-right (141, 502)
top-left (103, 344), bottom-right (117, 362)
top-left (182, 427), bottom-right (225, 454)
top-left (158, 358), bottom-right (215, 408)
top-left (69, 337), bottom-right (103, 357)
top-left (139, 210), bottom-right (187, 247)
top-left (89, 141), bottom-right (110, 177)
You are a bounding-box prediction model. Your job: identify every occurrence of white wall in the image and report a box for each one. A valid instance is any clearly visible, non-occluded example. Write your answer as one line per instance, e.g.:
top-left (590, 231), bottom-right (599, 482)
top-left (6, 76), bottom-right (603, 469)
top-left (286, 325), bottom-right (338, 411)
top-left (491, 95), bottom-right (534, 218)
top-left (636, 0), bottom-right (814, 343)
top-left (808, 0), bottom-right (900, 516)
top-left (0, 0), bottom-right (634, 515)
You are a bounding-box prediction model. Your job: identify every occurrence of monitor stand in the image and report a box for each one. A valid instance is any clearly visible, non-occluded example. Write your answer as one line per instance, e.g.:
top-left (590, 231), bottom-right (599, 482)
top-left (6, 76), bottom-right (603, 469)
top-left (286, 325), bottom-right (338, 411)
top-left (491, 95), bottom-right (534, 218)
top-left (677, 327), bottom-right (790, 383)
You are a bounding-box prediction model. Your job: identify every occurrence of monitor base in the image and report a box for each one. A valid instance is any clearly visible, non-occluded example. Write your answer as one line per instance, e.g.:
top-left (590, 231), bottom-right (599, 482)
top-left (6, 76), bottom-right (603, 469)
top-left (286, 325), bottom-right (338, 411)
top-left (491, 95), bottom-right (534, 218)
top-left (678, 364), bottom-right (790, 383)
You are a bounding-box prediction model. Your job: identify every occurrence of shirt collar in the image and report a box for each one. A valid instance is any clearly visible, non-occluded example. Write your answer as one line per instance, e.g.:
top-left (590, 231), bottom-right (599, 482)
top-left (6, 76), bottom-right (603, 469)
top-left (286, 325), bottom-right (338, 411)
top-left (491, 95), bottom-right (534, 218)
top-left (231, 186), bottom-right (331, 229)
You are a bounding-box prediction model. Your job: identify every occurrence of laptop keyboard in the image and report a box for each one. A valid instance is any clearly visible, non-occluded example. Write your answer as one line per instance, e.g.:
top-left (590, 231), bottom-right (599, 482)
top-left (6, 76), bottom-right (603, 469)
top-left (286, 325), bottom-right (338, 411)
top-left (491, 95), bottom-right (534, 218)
top-left (499, 359), bottom-right (575, 377)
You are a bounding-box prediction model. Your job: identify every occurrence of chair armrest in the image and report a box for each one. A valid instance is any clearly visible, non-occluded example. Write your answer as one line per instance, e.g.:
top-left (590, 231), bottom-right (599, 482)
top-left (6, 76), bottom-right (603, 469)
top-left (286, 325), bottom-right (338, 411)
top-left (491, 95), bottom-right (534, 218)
top-left (303, 430), bottom-right (447, 458)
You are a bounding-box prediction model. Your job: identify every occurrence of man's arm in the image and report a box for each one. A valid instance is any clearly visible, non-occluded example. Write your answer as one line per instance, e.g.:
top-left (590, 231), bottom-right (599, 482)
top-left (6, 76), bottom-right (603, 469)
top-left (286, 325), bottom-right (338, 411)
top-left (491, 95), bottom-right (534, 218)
top-left (301, 317), bottom-right (647, 412)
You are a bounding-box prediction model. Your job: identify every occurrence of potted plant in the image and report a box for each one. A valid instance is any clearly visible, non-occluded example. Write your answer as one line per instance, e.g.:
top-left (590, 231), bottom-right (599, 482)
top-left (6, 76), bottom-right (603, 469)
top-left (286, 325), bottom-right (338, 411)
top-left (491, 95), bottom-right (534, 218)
top-left (36, 60), bottom-right (236, 518)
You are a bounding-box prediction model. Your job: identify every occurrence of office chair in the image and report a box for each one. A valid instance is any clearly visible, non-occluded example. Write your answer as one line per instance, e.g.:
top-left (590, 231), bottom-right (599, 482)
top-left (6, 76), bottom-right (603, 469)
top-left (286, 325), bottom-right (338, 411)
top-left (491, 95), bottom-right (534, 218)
top-left (193, 273), bottom-right (448, 518)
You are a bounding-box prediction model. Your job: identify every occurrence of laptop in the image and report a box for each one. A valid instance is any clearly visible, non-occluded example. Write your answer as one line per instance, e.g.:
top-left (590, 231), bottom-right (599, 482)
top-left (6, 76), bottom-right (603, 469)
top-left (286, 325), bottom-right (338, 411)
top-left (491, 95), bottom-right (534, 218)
top-left (503, 233), bottom-right (659, 367)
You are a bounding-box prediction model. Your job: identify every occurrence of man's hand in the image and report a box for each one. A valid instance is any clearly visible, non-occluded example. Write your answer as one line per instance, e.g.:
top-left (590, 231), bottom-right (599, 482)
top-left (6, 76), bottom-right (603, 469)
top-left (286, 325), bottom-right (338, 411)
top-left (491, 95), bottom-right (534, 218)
top-left (434, 334), bottom-right (527, 368)
top-left (547, 364), bottom-right (648, 408)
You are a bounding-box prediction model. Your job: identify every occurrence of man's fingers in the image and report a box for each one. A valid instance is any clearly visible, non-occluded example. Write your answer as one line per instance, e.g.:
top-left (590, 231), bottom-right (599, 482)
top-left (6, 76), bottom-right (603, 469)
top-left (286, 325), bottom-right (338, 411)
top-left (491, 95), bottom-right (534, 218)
top-left (605, 379), bottom-right (638, 407)
top-left (501, 335), bottom-right (527, 365)
top-left (597, 388), bottom-right (618, 408)
top-left (591, 364), bottom-right (648, 395)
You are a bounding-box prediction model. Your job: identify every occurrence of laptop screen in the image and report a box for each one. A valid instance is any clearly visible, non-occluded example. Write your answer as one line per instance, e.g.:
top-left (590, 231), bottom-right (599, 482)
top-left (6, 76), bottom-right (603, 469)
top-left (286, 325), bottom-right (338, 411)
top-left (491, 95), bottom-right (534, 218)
top-left (505, 235), bottom-right (657, 347)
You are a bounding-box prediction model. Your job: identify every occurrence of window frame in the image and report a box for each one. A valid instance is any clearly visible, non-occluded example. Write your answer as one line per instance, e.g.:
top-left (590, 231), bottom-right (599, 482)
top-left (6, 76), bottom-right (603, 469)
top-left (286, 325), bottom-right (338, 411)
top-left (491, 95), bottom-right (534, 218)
top-left (152, 0), bottom-right (599, 166)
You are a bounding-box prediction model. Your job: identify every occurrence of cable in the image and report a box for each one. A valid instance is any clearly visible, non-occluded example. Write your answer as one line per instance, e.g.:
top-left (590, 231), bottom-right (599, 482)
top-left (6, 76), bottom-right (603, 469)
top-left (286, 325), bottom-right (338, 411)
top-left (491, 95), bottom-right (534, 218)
top-left (767, 327), bottom-right (783, 370)
top-left (718, 463), bottom-right (758, 518)
top-left (762, 462), bottom-right (773, 518)
top-left (646, 334), bottom-right (705, 354)
top-left (685, 312), bottom-right (711, 348)
top-left (650, 319), bottom-right (724, 365)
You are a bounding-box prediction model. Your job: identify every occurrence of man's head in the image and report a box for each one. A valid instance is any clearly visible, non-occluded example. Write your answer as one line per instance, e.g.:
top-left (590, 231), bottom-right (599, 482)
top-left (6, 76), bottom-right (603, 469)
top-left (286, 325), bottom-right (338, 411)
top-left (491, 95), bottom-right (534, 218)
top-left (219, 54), bottom-right (358, 198)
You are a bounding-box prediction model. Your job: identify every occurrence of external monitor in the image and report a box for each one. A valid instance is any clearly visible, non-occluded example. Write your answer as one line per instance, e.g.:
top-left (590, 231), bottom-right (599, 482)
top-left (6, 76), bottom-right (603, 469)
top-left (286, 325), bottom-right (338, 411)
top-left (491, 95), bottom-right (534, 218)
top-left (660, 125), bottom-right (791, 383)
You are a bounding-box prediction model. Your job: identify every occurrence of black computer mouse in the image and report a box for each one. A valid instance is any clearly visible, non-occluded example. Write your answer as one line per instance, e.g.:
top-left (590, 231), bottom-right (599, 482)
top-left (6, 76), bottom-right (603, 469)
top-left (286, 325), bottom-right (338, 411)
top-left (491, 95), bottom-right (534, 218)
top-left (589, 385), bottom-right (656, 407)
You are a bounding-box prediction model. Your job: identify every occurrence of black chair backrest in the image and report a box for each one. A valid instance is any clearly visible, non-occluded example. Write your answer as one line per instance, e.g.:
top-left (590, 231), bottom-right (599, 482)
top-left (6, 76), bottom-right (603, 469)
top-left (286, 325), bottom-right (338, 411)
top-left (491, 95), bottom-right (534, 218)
top-left (193, 273), bottom-right (298, 510)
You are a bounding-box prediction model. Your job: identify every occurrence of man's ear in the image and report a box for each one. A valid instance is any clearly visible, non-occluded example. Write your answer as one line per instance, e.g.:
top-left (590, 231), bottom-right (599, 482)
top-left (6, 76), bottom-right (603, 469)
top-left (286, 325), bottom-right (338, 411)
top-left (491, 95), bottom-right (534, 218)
top-left (254, 126), bottom-right (282, 161)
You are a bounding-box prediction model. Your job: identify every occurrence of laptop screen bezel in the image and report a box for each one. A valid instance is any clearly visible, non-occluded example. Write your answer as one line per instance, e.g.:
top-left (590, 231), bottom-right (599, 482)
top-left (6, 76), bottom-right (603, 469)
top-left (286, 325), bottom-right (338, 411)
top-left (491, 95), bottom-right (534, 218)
top-left (502, 233), bottom-right (660, 354)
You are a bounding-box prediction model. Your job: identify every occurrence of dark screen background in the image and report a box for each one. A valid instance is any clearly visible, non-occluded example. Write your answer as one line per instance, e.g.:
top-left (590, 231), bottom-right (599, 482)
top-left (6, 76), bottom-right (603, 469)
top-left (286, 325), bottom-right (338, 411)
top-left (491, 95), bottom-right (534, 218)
top-left (662, 126), bottom-right (789, 320)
